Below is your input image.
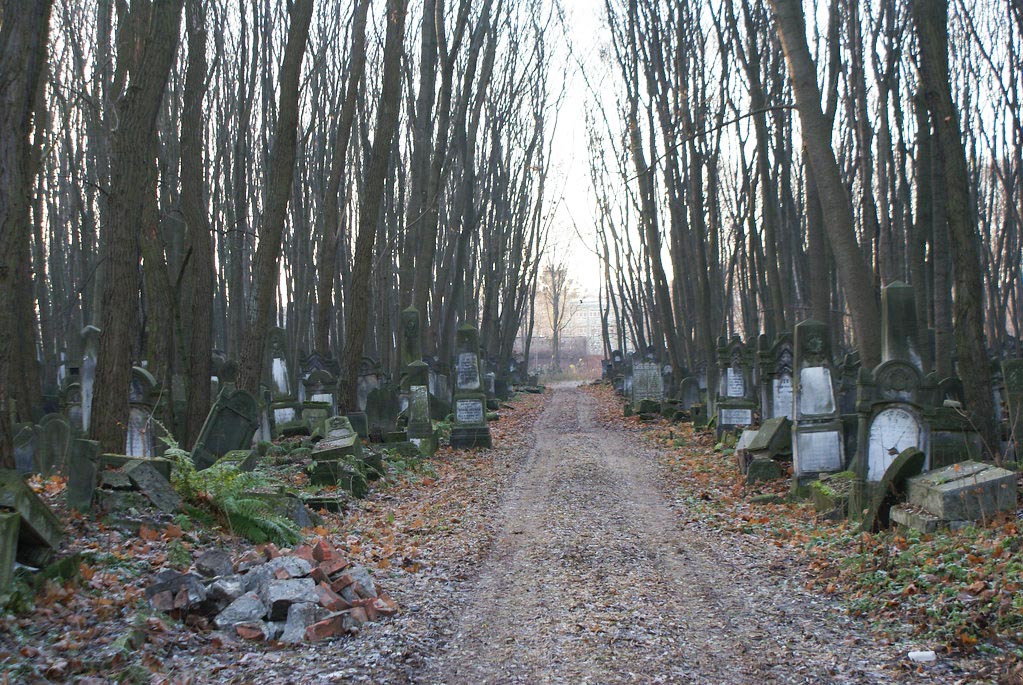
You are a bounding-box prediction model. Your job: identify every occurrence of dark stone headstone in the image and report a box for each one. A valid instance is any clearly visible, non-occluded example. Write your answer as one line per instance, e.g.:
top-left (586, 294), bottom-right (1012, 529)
top-left (450, 325), bottom-right (492, 449)
top-left (859, 447), bottom-right (926, 532)
top-left (365, 386), bottom-right (401, 441)
top-left (123, 460), bottom-right (182, 513)
top-left (67, 439), bottom-right (101, 512)
top-left (191, 389), bottom-right (260, 470)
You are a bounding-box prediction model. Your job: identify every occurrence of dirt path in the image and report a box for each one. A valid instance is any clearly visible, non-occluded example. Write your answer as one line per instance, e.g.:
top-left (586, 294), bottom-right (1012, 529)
top-left (419, 384), bottom-right (903, 685)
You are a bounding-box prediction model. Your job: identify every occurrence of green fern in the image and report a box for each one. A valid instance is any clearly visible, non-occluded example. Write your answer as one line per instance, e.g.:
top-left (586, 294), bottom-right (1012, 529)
top-left (160, 435), bottom-right (300, 546)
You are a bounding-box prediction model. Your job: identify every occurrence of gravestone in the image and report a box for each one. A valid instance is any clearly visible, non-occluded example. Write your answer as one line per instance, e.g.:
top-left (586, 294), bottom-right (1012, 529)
top-left (881, 281), bottom-right (924, 370)
top-left (13, 426), bottom-right (37, 475)
top-left (60, 376), bottom-right (84, 432)
top-left (758, 333), bottom-right (794, 420)
top-left (190, 389), bottom-right (260, 470)
top-left (266, 327), bottom-right (292, 399)
top-left (36, 414), bottom-right (71, 475)
top-left (836, 352), bottom-right (861, 416)
top-left (400, 306), bottom-right (423, 370)
top-left (907, 460), bottom-right (1017, 522)
top-left (1004, 359), bottom-right (1023, 461)
top-left (715, 336), bottom-right (755, 437)
top-left (66, 439), bottom-right (100, 511)
top-left (850, 283), bottom-right (934, 521)
top-left (356, 357), bottom-right (384, 412)
top-left (926, 373), bottom-right (982, 468)
top-left (678, 377), bottom-right (701, 412)
top-left (126, 367), bottom-right (159, 458)
top-left (631, 361), bottom-right (663, 410)
top-left (407, 385), bottom-right (436, 456)
top-left (365, 386), bottom-right (401, 441)
top-left (80, 325), bottom-right (101, 431)
top-left (449, 325), bottom-right (492, 449)
top-left (791, 320), bottom-right (845, 484)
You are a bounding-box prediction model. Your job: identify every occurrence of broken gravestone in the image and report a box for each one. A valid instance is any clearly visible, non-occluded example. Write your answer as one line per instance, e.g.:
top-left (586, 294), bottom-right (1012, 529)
top-left (0, 469), bottom-right (63, 567)
top-left (190, 388), bottom-right (260, 470)
top-left (906, 461), bottom-right (1017, 522)
top-left (859, 447), bottom-right (927, 533)
top-left (123, 460), bottom-right (182, 514)
top-left (66, 439), bottom-right (101, 512)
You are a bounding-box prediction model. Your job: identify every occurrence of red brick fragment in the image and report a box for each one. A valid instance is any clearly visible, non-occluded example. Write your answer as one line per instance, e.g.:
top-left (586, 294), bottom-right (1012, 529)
top-left (292, 545), bottom-right (315, 563)
top-left (149, 590), bottom-right (175, 612)
top-left (273, 567), bottom-right (291, 580)
top-left (330, 573), bottom-right (355, 593)
top-left (309, 567), bottom-right (329, 584)
top-left (318, 557), bottom-right (348, 578)
top-left (304, 614), bottom-right (348, 642)
top-left (235, 622), bottom-right (266, 641)
top-left (315, 582), bottom-right (350, 612)
top-left (351, 598), bottom-right (379, 621)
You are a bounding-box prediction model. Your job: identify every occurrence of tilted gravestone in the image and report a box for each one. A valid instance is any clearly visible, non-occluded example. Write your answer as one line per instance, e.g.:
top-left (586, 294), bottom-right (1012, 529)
top-left (450, 324), bottom-right (492, 449)
top-left (791, 319), bottom-right (844, 484)
top-left (0, 469), bottom-right (63, 567)
top-left (715, 335), bottom-right (756, 437)
top-left (190, 388), bottom-right (260, 470)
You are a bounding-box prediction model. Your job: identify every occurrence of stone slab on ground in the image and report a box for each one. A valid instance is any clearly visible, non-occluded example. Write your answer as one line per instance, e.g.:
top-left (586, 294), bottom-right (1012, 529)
top-left (100, 454), bottom-right (173, 481)
top-left (123, 460), bottom-right (182, 513)
top-left (747, 417), bottom-right (792, 456)
top-left (214, 592), bottom-right (267, 629)
top-left (907, 461), bottom-right (1018, 521)
top-left (0, 469), bottom-right (63, 561)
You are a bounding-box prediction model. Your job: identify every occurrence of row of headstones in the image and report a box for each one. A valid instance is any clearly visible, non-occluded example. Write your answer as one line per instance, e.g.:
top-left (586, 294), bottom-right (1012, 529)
top-left (610, 282), bottom-right (1023, 504)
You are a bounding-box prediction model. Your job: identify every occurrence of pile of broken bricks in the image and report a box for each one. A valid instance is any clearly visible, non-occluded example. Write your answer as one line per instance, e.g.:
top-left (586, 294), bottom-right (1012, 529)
top-left (146, 538), bottom-right (397, 643)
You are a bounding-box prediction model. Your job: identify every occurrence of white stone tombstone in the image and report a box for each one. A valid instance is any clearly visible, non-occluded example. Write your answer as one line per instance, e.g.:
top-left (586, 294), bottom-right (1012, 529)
top-left (773, 373), bottom-right (794, 419)
top-left (866, 405), bottom-right (927, 481)
top-left (631, 361), bottom-right (664, 403)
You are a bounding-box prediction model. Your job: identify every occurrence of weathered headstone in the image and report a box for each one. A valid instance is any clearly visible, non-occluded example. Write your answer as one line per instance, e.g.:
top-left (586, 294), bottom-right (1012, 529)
top-left (881, 281), bottom-right (923, 370)
top-left (126, 367), bottom-right (159, 457)
top-left (400, 306), bottom-right (423, 371)
top-left (851, 283), bottom-right (933, 521)
top-left (13, 425), bottom-right (37, 475)
top-left (449, 324), bottom-right (492, 449)
top-left (123, 460), bottom-right (182, 513)
top-left (37, 413), bottom-right (71, 476)
top-left (407, 385), bottom-right (433, 441)
top-left (860, 447), bottom-right (927, 532)
top-left (366, 386), bottom-right (401, 441)
top-left (80, 325), bottom-right (101, 431)
top-left (631, 361), bottom-right (664, 410)
top-left (191, 389), bottom-right (260, 470)
top-left (791, 320), bottom-right (844, 484)
top-left (677, 377), bottom-right (701, 412)
top-left (66, 439), bottom-right (101, 511)
top-left (715, 336), bottom-right (755, 437)
top-left (758, 333), bottom-right (794, 420)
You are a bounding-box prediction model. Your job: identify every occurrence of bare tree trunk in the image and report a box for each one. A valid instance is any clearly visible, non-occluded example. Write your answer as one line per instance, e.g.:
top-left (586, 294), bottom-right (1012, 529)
top-left (769, 0), bottom-right (881, 366)
top-left (0, 0), bottom-right (53, 467)
top-left (339, 0), bottom-right (409, 412)
top-left (181, 0), bottom-right (213, 446)
top-left (91, 0), bottom-right (183, 453)
top-left (314, 0), bottom-right (370, 355)
top-left (236, 0), bottom-right (315, 394)
top-left (912, 0), bottom-right (997, 454)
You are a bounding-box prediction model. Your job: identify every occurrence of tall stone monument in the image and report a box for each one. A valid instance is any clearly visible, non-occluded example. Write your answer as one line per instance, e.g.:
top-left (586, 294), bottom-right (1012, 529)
top-left (758, 333), bottom-right (794, 420)
top-left (791, 320), bottom-right (844, 484)
top-left (715, 335), bottom-right (755, 437)
top-left (449, 325), bottom-right (492, 449)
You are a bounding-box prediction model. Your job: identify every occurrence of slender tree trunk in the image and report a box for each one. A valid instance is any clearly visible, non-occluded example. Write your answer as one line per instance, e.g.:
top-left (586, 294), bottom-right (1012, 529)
top-left (91, 0), bottom-right (183, 453)
top-left (236, 0), bottom-right (315, 394)
top-left (339, 0), bottom-right (409, 412)
top-left (314, 0), bottom-right (370, 355)
top-left (181, 0), bottom-right (213, 446)
top-left (0, 0), bottom-right (53, 467)
top-left (912, 0), bottom-right (997, 454)
top-left (769, 0), bottom-right (881, 367)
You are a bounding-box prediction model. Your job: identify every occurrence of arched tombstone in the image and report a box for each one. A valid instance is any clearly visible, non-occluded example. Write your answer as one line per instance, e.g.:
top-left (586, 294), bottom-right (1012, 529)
top-left (791, 320), bottom-right (844, 484)
top-left (80, 325), bottom-right (101, 431)
top-left (60, 372), bottom-right (84, 433)
top-left (356, 357), bottom-right (383, 413)
top-left (37, 414), bottom-right (71, 475)
top-left (715, 335), bottom-right (755, 437)
top-left (125, 367), bottom-right (159, 457)
top-left (850, 283), bottom-right (935, 521)
top-left (758, 333), bottom-right (794, 420)
top-left (678, 377), bottom-right (701, 411)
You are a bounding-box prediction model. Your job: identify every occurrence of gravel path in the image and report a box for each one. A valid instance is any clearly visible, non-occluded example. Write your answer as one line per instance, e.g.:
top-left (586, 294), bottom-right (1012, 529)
top-left (419, 384), bottom-right (913, 685)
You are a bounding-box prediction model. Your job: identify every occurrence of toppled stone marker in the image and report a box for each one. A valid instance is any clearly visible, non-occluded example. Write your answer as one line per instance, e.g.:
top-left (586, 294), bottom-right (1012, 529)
top-left (907, 461), bottom-right (1018, 522)
top-left (123, 460), bottom-right (182, 513)
top-left (0, 469), bottom-right (63, 566)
